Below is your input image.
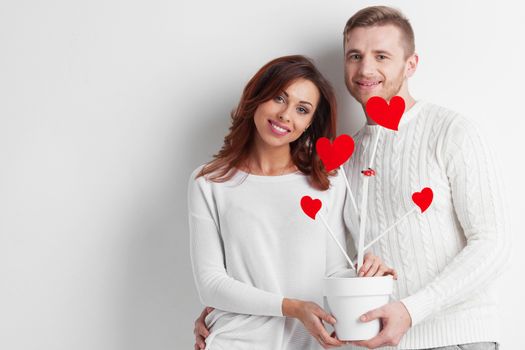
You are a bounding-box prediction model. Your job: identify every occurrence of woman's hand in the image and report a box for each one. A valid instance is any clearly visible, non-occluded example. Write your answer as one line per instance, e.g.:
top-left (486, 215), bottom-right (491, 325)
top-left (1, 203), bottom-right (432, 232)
top-left (358, 252), bottom-right (398, 279)
top-left (282, 298), bottom-right (346, 349)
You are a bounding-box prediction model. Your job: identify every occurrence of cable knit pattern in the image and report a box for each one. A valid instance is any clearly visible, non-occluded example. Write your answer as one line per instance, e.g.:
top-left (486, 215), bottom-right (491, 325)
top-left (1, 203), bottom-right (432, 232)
top-left (428, 114), bottom-right (456, 269)
top-left (342, 101), bottom-right (509, 350)
top-left (392, 125), bottom-right (413, 298)
top-left (410, 113), bottom-right (434, 289)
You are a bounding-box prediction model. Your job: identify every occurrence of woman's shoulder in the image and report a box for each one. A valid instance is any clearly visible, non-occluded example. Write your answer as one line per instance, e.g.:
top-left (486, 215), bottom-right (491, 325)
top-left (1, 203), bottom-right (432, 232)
top-left (188, 164), bottom-right (217, 195)
top-left (189, 164), bottom-right (206, 183)
top-left (188, 164), bottom-right (246, 190)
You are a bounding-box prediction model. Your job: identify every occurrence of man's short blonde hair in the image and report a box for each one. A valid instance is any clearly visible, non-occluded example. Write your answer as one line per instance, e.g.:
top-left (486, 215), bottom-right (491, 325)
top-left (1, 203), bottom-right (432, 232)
top-left (344, 6), bottom-right (415, 57)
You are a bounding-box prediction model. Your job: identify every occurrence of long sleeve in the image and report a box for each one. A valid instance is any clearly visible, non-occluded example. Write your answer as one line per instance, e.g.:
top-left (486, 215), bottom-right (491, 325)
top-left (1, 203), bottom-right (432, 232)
top-left (401, 118), bottom-right (511, 325)
top-left (187, 170), bottom-right (284, 317)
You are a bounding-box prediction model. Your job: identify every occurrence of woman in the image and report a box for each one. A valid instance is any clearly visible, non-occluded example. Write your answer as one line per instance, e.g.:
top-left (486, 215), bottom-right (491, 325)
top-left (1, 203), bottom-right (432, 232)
top-left (188, 55), bottom-right (395, 349)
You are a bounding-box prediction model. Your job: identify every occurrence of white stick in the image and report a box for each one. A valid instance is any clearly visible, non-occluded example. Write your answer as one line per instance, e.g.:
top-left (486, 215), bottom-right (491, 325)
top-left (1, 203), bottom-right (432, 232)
top-left (339, 166), bottom-right (358, 215)
top-left (319, 213), bottom-right (356, 270)
top-left (364, 207), bottom-right (417, 251)
top-left (356, 130), bottom-right (381, 271)
top-left (356, 177), bottom-right (369, 271)
top-left (368, 128), bottom-right (382, 169)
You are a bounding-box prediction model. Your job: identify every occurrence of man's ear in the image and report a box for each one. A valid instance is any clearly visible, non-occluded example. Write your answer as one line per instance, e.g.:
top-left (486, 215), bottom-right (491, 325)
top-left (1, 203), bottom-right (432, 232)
top-left (406, 53), bottom-right (419, 78)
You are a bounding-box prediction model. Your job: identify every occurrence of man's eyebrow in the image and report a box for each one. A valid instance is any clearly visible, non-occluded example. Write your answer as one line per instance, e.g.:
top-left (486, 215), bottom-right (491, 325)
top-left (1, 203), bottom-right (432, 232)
top-left (346, 49), bottom-right (393, 56)
top-left (345, 49), bottom-right (362, 55)
top-left (373, 49), bottom-right (393, 55)
top-left (282, 90), bottom-right (313, 107)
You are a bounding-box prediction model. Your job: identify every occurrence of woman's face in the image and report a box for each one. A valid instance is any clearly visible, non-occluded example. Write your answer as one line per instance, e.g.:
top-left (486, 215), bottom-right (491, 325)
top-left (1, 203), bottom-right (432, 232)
top-left (253, 78), bottom-right (320, 151)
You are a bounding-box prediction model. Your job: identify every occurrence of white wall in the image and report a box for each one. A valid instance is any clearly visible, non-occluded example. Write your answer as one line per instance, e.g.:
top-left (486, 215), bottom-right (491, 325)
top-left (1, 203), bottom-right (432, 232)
top-left (1, 0), bottom-right (523, 349)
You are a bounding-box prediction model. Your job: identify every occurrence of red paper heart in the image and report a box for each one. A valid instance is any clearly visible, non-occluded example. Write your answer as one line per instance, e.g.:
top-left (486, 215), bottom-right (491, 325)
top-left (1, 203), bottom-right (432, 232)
top-left (315, 134), bottom-right (355, 171)
top-left (365, 96), bottom-right (406, 131)
top-left (300, 195), bottom-right (322, 220)
top-left (412, 187), bottom-right (433, 213)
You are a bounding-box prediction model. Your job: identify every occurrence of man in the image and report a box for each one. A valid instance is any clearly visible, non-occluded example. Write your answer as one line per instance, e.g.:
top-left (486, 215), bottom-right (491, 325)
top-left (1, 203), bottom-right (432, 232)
top-left (194, 6), bottom-right (509, 349)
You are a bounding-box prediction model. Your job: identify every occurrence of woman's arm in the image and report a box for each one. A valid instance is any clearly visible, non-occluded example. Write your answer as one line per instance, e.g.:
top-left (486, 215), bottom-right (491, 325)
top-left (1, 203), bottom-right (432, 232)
top-left (188, 170), bottom-right (283, 316)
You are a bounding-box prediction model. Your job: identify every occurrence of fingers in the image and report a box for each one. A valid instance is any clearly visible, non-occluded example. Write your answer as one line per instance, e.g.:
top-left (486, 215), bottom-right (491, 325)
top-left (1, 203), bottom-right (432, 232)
top-left (194, 313), bottom-right (209, 338)
top-left (365, 257), bottom-right (381, 277)
top-left (330, 330), bottom-right (350, 347)
top-left (316, 319), bottom-right (344, 347)
top-left (360, 306), bottom-right (386, 322)
top-left (376, 265), bottom-right (398, 279)
top-left (316, 309), bottom-right (337, 326)
top-left (358, 254), bottom-right (372, 277)
top-left (194, 334), bottom-right (206, 350)
top-left (196, 321), bottom-right (209, 338)
top-left (310, 309), bottom-right (344, 347)
top-left (317, 329), bottom-right (345, 348)
top-left (386, 267), bottom-right (398, 280)
top-left (194, 307), bottom-right (212, 350)
top-left (361, 254), bottom-right (398, 279)
top-left (359, 253), bottom-right (381, 277)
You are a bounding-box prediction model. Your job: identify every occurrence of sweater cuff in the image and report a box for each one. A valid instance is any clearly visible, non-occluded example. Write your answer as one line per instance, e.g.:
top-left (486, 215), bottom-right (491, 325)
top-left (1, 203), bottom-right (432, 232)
top-left (274, 296), bottom-right (285, 317)
top-left (400, 288), bottom-right (436, 326)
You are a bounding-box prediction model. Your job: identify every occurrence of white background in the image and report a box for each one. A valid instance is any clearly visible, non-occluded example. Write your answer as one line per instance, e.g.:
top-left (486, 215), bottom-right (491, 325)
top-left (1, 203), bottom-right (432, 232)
top-left (1, 0), bottom-right (524, 349)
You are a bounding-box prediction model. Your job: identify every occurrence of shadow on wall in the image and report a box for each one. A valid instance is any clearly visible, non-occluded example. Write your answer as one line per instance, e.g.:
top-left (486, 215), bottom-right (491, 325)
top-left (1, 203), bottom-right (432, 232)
top-left (314, 42), bottom-right (365, 136)
top-left (113, 103), bottom-right (233, 348)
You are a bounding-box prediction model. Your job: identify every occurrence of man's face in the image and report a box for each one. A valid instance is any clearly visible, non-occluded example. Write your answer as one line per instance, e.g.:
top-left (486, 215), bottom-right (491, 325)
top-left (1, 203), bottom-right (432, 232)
top-left (344, 24), bottom-right (416, 105)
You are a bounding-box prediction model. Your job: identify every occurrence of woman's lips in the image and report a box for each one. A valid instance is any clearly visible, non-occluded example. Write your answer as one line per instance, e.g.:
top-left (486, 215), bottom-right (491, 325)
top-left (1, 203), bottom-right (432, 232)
top-left (268, 120), bottom-right (291, 136)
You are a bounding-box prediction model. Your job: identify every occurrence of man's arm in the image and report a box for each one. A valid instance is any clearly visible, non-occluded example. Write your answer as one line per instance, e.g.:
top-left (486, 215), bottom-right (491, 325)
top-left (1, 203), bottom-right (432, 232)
top-left (400, 117), bottom-right (510, 325)
top-left (352, 117), bottom-right (511, 349)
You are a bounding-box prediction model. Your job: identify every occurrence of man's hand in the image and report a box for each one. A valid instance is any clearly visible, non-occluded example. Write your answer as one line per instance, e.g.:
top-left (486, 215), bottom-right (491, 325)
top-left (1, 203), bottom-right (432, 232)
top-left (358, 252), bottom-right (398, 279)
top-left (193, 307), bottom-right (213, 350)
top-left (350, 301), bottom-right (411, 349)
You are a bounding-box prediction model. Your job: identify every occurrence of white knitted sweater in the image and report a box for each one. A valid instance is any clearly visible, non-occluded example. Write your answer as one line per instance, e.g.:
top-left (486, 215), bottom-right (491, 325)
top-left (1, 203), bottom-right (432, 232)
top-left (188, 168), bottom-right (350, 349)
top-left (342, 100), bottom-right (510, 349)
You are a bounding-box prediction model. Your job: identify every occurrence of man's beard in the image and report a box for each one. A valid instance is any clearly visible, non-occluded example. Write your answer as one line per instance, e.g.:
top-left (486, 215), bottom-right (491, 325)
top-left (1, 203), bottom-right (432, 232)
top-left (348, 69), bottom-right (405, 105)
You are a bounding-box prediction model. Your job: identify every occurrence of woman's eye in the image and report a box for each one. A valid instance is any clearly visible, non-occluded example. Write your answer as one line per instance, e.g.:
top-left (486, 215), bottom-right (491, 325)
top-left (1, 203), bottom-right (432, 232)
top-left (297, 106), bottom-right (308, 114)
top-left (377, 55), bottom-right (386, 60)
top-left (274, 95), bottom-right (285, 103)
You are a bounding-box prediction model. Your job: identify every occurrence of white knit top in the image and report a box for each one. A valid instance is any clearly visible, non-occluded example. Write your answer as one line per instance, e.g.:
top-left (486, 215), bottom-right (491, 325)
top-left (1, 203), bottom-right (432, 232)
top-left (188, 168), bottom-right (350, 350)
top-left (342, 100), bottom-right (510, 349)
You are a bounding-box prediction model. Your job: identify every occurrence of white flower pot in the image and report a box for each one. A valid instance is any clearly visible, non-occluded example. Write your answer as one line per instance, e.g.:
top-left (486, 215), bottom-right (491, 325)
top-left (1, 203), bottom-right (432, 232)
top-left (324, 270), bottom-right (393, 341)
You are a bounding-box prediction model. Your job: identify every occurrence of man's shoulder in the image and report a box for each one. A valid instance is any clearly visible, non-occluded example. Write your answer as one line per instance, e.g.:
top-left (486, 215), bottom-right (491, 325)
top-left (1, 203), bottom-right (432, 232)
top-left (419, 101), bottom-right (478, 134)
top-left (420, 101), bottom-right (465, 122)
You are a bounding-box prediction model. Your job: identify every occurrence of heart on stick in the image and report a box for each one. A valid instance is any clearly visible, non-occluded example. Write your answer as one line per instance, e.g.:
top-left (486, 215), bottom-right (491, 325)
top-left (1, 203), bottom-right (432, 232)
top-left (365, 96), bottom-right (406, 131)
top-left (316, 134), bottom-right (355, 171)
top-left (300, 196), bottom-right (322, 220)
top-left (412, 187), bottom-right (433, 213)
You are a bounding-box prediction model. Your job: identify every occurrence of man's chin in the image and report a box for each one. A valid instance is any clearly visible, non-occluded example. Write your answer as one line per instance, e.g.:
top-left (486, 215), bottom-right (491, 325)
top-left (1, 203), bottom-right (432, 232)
top-left (351, 91), bottom-right (397, 105)
top-left (349, 90), bottom-right (377, 106)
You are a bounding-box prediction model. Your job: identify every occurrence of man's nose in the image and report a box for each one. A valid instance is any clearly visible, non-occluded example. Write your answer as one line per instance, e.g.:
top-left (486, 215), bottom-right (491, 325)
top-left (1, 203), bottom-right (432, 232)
top-left (358, 56), bottom-right (377, 76)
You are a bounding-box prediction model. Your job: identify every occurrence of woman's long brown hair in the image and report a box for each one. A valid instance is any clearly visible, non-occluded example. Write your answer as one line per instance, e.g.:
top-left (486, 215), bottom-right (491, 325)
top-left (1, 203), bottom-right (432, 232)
top-left (197, 55), bottom-right (337, 190)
